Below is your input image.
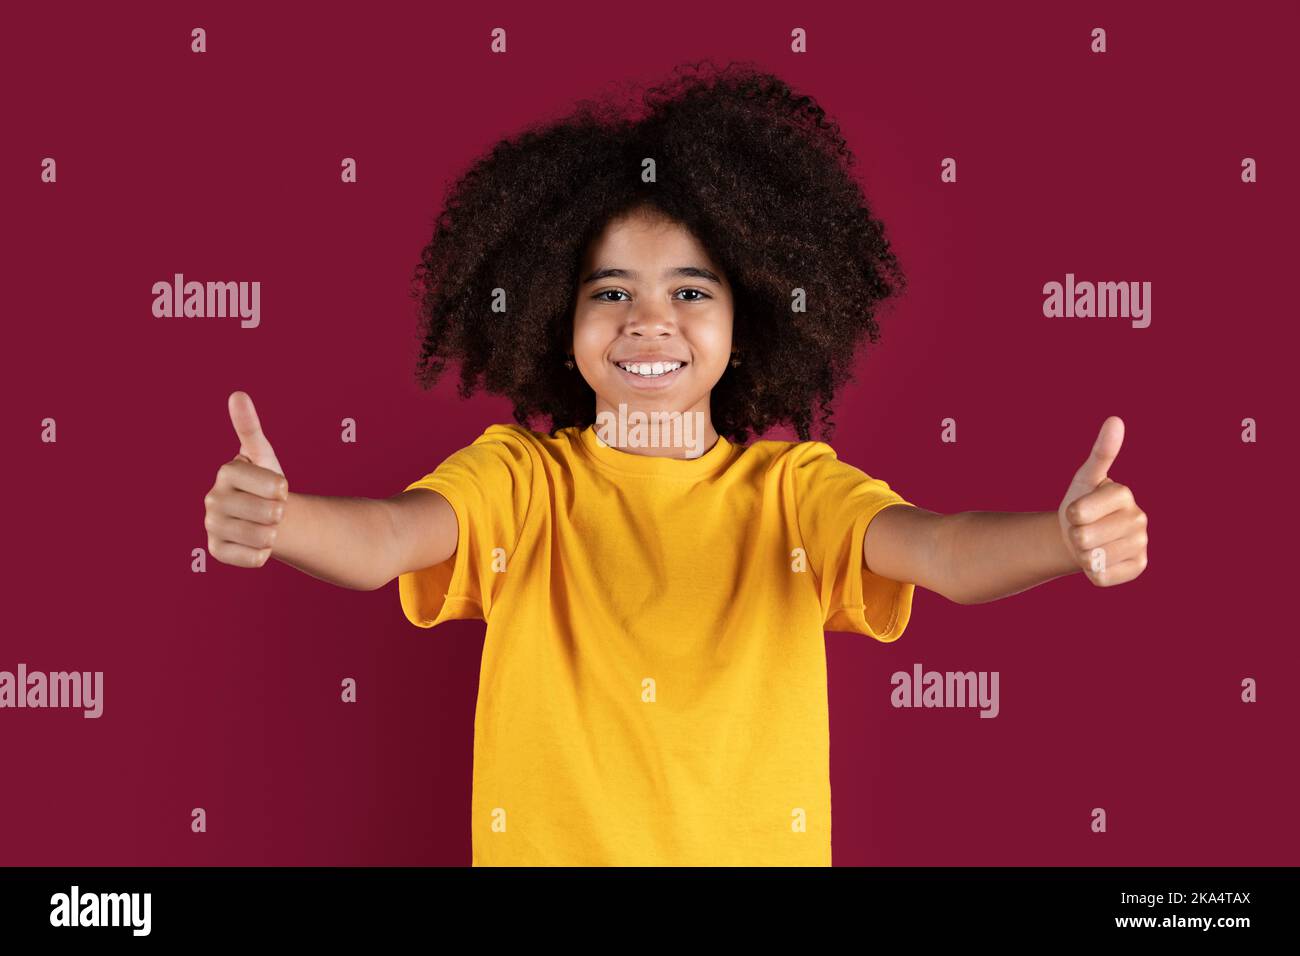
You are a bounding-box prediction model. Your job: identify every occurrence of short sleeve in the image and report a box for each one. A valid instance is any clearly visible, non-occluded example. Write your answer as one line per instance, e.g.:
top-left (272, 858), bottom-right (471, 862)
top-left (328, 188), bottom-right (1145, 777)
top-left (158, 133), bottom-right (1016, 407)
top-left (397, 425), bottom-right (534, 629)
top-left (792, 441), bottom-right (916, 642)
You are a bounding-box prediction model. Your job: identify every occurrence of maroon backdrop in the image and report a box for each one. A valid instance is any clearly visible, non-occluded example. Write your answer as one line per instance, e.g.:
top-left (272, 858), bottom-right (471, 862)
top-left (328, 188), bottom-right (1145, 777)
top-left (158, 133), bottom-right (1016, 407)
top-left (3, 0), bottom-right (1296, 865)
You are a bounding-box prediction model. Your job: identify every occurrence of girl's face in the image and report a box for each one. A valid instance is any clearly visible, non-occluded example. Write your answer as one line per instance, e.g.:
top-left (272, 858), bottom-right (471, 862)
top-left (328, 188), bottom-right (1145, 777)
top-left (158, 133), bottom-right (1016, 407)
top-left (571, 206), bottom-right (734, 429)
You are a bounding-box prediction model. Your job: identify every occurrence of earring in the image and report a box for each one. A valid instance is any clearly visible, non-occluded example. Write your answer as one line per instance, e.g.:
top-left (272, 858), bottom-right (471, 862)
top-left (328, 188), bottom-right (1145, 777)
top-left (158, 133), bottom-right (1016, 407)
top-left (729, 352), bottom-right (741, 368)
top-left (564, 357), bottom-right (575, 369)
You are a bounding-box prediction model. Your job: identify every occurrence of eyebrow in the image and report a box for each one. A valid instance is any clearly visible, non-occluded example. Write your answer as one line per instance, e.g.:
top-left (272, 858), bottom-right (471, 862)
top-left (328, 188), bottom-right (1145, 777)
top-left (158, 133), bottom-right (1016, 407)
top-left (581, 266), bottom-right (722, 285)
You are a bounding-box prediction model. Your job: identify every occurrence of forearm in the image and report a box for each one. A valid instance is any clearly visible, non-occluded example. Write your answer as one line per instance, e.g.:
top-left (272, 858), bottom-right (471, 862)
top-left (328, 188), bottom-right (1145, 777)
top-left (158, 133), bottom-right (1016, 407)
top-left (270, 493), bottom-right (399, 591)
top-left (935, 511), bottom-right (1078, 605)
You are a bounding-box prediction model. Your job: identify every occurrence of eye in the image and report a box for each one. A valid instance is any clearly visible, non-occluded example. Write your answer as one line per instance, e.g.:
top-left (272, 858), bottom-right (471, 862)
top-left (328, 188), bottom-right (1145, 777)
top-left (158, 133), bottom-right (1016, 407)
top-left (592, 287), bottom-right (712, 303)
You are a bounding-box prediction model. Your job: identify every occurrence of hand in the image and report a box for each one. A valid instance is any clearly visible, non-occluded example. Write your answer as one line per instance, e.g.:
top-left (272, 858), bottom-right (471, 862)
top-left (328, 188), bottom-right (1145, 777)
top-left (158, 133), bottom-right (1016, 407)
top-left (203, 391), bottom-right (289, 568)
top-left (1057, 416), bottom-right (1149, 586)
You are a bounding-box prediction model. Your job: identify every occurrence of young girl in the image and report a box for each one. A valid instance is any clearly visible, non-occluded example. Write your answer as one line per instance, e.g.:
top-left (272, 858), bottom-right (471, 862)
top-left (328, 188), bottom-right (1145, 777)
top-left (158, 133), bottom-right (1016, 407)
top-left (203, 61), bottom-right (1149, 866)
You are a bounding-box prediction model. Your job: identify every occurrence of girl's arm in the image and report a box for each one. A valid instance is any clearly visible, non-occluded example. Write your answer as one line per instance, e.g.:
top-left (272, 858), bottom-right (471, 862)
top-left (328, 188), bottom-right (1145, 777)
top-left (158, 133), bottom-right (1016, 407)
top-left (269, 489), bottom-right (457, 592)
top-left (865, 506), bottom-right (1077, 605)
top-left (862, 416), bottom-right (1149, 605)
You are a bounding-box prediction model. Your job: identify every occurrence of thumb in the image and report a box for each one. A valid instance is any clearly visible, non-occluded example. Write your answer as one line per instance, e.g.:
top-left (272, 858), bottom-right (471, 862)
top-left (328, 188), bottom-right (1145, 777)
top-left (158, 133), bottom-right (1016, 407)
top-left (1072, 415), bottom-right (1124, 489)
top-left (227, 390), bottom-right (285, 477)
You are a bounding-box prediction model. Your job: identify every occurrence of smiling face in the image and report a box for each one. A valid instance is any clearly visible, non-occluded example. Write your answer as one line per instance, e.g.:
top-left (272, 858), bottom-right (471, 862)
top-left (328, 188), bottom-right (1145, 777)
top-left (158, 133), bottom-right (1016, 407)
top-left (571, 204), bottom-right (734, 452)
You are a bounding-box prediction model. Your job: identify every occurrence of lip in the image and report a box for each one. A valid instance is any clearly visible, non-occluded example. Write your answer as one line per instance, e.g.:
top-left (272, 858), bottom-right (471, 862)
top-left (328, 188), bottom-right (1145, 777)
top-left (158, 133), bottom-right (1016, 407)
top-left (610, 358), bottom-right (688, 389)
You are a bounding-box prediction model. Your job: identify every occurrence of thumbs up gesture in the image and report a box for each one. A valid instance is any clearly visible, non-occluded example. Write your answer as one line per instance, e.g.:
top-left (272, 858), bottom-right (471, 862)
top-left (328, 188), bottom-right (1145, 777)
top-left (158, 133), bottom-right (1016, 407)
top-left (1057, 416), bottom-right (1149, 586)
top-left (203, 391), bottom-right (289, 568)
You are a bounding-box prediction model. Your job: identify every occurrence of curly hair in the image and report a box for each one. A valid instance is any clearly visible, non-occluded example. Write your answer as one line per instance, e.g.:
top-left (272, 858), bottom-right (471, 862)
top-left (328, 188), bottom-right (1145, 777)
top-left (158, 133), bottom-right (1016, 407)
top-left (410, 59), bottom-right (906, 444)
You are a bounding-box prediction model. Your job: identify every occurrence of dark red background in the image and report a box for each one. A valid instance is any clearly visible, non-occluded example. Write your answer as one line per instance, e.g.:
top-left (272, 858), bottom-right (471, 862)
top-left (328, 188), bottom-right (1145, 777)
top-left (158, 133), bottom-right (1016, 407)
top-left (3, 0), bottom-right (1295, 865)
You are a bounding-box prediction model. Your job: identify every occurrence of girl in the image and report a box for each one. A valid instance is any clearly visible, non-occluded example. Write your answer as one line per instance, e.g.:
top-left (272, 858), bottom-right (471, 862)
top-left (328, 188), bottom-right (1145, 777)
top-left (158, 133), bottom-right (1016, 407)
top-left (203, 61), bottom-right (1149, 866)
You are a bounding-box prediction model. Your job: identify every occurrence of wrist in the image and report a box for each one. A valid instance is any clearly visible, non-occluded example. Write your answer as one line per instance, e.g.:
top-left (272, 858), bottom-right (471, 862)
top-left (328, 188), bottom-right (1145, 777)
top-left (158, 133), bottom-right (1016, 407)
top-left (1048, 510), bottom-right (1079, 575)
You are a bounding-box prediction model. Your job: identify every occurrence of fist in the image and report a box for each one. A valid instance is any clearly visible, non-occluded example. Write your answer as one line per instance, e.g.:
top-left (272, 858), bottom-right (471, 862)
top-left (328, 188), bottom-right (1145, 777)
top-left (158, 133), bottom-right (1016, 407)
top-left (1058, 416), bottom-right (1149, 587)
top-left (204, 391), bottom-right (289, 568)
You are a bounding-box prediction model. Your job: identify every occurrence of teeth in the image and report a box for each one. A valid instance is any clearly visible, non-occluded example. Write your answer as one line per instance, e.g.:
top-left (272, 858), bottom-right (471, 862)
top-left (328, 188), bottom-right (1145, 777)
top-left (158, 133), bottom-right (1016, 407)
top-left (617, 361), bottom-right (682, 377)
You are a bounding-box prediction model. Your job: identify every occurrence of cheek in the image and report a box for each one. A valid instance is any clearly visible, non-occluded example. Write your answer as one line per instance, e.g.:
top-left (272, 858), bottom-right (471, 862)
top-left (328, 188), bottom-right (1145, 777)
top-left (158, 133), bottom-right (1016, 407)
top-left (698, 313), bottom-right (734, 358)
top-left (572, 321), bottom-right (619, 369)
top-left (570, 312), bottom-right (602, 348)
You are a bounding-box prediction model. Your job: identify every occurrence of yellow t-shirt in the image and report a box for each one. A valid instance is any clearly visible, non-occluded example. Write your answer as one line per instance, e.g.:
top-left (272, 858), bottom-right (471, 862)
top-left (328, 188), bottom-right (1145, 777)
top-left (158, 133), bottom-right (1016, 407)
top-left (398, 422), bottom-right (916, 866)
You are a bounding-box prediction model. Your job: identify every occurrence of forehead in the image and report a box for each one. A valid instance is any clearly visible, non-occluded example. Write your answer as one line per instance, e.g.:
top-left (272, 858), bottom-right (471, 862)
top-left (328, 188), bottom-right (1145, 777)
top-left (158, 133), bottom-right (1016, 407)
top-left (582, 208), bottom-right (716, 266)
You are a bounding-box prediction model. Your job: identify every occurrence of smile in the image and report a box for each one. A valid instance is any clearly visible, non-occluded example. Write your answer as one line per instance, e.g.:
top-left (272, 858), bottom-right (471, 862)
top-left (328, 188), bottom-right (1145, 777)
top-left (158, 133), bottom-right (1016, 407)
top-left (614, 360), bottom-right (683, 377)
top-left (610, 359), bottom-right (687, 388)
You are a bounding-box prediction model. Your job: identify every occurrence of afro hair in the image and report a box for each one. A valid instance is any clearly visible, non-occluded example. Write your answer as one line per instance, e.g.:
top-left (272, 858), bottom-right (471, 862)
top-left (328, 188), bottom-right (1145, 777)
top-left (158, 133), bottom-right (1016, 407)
top-left (410, 58), bottom-right (906, 444)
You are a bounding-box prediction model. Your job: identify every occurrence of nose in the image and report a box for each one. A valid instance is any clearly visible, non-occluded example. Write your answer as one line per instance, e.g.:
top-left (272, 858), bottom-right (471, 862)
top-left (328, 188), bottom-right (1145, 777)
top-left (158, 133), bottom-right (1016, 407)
top-left (623, 300), bottom-right (678, 338)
